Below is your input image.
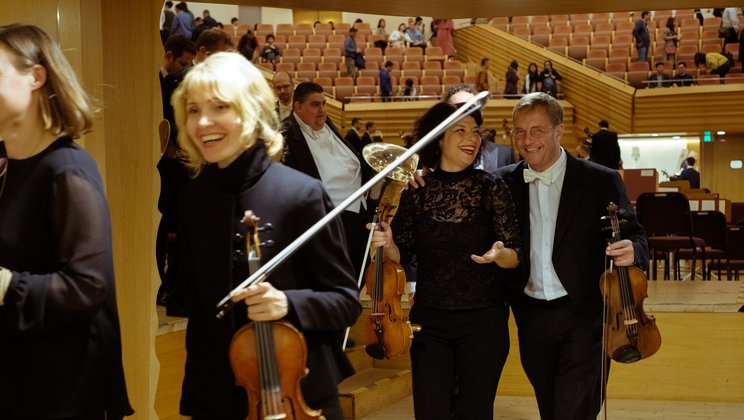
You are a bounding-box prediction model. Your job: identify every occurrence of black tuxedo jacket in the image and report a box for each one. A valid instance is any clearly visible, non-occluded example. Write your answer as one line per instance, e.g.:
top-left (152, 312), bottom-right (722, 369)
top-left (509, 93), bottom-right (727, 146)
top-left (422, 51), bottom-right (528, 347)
top-left (495, 152), bottom-right (648, 312)
top-left (281, 114), bottom-right (372, 184)
top-left (480, 141), bottom-right (515, 174)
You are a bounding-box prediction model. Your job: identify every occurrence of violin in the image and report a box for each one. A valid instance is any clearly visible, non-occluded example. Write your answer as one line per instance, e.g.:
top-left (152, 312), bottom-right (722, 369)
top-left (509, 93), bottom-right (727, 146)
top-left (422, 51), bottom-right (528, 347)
top-left (229, 212), bottom-right (322, 419)
top-left (363, 176), bottom-right (417, 360)
top-left (600, 203), bottom-right (661, 363)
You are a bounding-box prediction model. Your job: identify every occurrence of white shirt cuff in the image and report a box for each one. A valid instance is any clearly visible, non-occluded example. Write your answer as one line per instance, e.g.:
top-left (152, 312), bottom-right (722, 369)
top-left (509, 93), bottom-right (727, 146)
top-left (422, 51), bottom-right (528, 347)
top-left (405, 281), bottom-right (416, 294)
top-left (0, 268), bottom-right (12, 306)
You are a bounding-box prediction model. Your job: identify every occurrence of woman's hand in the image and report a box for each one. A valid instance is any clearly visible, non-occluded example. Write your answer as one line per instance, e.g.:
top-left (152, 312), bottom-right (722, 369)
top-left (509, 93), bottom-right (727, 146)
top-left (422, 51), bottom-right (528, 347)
top-left (471, 241), bottom-right (519, 268)
top-left (231, 282), bottom-right (289, 321)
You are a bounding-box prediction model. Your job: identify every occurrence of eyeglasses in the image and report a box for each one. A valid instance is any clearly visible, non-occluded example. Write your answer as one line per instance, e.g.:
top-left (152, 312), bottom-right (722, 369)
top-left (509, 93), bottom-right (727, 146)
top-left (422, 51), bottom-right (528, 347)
top-left (511, 126), bottom-right (550, 140)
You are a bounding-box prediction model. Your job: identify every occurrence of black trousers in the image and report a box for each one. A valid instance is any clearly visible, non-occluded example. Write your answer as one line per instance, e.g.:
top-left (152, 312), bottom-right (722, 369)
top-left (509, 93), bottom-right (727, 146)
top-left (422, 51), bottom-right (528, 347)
top-left (512, 294), bottom-right (606, 420)
top-left (408, 304), bottom-right (510, 420)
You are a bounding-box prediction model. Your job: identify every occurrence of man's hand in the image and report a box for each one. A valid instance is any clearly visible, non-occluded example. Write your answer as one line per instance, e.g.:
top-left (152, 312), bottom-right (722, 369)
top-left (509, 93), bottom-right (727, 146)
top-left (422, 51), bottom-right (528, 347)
top-left (607, 239), bottom-right (635, 266)
top-left (407, 167), bottom-right (431, 190)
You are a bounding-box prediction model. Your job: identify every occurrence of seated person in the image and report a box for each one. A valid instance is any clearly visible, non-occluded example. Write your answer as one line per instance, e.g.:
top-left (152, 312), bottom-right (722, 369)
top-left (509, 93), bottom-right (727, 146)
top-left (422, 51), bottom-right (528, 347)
top-left (673, 61), bottom-right (695, 86)
top-left (389, 23), bottom-right (411, 48)
top-left (406, 18), bottom-right (426, 49)
top-left (400, 78), bottom-right (417, 100)
top-left (647, 62), bottom-right (671, 88)
top-left (260, 33), bottom-right (281, 63)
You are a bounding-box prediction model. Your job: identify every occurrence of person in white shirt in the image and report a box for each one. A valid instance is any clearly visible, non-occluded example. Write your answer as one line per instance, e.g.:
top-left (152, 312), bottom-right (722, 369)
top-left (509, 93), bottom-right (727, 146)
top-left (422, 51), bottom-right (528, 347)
top-left (389, 23), bottom-right (412, 48)
top-left (281, 82), bottom-right (374, 275)
top-left (494, 92), bottom-right (648, 420)
top-left (721, 7), bottom-right (741, 46)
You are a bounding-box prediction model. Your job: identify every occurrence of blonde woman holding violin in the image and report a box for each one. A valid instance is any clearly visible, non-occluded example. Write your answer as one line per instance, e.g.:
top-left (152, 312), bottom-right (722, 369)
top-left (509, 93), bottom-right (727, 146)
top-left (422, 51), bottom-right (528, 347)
top-left (171, 52), bottom-right (360, 419)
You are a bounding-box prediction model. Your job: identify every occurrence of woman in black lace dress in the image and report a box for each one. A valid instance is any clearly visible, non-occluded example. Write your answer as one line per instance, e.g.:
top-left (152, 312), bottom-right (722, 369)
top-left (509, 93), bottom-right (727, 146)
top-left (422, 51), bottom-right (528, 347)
top-left (371, 102), bottom-right (521, 419)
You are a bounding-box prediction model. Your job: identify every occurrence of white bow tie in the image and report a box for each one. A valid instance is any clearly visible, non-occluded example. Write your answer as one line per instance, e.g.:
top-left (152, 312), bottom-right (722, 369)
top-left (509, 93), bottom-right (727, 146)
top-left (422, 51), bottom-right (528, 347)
top-left (523, 168), bottom-right (554, 185)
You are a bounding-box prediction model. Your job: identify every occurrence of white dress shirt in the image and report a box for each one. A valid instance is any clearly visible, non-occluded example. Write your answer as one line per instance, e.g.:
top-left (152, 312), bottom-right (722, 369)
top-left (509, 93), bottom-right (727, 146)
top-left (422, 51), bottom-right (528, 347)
top-left (293, 114), bottom-right (364, 213)
top-left (524, 149), bottom-right (568, 300)
top-left (278, 101), bottom-right (292, 121)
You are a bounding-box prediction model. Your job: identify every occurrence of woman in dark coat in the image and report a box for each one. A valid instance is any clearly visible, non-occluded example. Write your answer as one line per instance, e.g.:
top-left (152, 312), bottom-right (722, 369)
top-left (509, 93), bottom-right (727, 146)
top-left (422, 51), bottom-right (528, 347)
top-left (0, 24), bottom-right (132, 419)
top-left (171, 51), bottom-right (361, 420)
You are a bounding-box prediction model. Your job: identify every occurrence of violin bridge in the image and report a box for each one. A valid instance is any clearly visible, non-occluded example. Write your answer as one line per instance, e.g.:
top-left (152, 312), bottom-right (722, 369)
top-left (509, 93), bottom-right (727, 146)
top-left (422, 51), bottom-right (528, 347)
top-left (624, 319), bottom-right (639, 326)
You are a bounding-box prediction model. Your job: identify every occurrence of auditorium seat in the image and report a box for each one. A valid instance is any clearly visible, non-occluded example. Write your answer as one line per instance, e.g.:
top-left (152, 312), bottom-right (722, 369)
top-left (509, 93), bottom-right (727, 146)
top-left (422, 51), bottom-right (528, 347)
top-left (423, 61), bottom-right (443, 78)
top-left (574, 23), bottom-right (594, 37)
top-left (334, 76), bottom-right (354, 102)
top-left (511, 25), bottom-right (531, 40)
top-left (402, 61), bottom-right (422, 79)
top-left (280, 49), bottom-right (302, 65)
top-left (594, 22), bottom-right (614, 36)
top-left (531, 26), bottom-right (551, 46)
top-left (463, 75), bottom-right (477, 86)
top-left (490, 17), bottom-right (509, 31)
top-left (426, 46), bottom-right (446, 62)
top-left (255, 24), bottom-right (274, 36)
top-left (442, 75), bottom-right (461, 90)
top-left (322, 47), bottom-right (341, 60)
top-left (724, 74), bottom-right (744, 84)
top-left (614, 33), bottom-right (634, 48)
top-left (355, 76), bottom-right (377, 96)
top-left (315, 23), bottom-right (332, 37)
top-left (616, 21), bottom-right (635, 32)
top-left (294, 23), bottom-right (314, 38)
top-left (552, 25), bottom-right (573, 42)
top-left (314, 76), bottom-right (333, 94)
top-left (276, 23), bottom-right (293, 38)
top-left (585, 49), bottom-right (608, 70)
top-left (307, 34), bottom-right (326, 50)
top-left (627, 70), bottom-right (649, 88)
top-left (608, 48), bottom-right (630, 66)
top-left (275, 62), bottom-right (294, 73)
top-left (302, 48), bottom-right (322, 65)
top-left (296, 62), bottom-right (316, 80)
top-left (404, 47), bottom-right (424, 63)
top-left (443, 61), bottom-right (465, 79)
top-left (335, 23), bottom-right (351, 34)
top-left (605, 62), bottom-right (627, 81)
top-left (317, 62), bottom-right (338, 79)
top-left (696, 74), bottom-right (720, 85)
top-left (385, 47), bottom-right (404, 64)
top-left (327, 35), bottom-right (345, 50)
top-left (420, 75), bottom-right (442, 96)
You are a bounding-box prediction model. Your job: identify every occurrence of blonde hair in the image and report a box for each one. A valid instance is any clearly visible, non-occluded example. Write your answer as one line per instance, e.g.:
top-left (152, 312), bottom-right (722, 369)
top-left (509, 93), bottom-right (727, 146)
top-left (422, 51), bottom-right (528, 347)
top-left (171, 52), bottom-right (284, 176)
top-left (0, 24), bottom-right (93, 138)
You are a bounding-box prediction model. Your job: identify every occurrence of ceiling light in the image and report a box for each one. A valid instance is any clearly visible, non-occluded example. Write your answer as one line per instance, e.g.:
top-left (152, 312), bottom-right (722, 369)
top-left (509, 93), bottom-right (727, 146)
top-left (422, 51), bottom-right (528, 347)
top-left (717, 131), bottom-right (726, 135)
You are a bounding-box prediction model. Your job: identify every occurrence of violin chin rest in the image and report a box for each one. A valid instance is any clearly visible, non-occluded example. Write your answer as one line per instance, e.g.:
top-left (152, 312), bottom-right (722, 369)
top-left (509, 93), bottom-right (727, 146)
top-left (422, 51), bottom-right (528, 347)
top-left (612, 346), bottom-right (641, 363)
top-left (365, 344), bottom-right (386, 360)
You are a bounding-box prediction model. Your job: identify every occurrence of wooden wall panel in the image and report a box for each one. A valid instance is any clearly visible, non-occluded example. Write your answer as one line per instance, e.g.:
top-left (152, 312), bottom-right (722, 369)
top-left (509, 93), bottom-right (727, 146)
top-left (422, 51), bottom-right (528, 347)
top-left (702, 133), bottom-right (744, 203)
top-left (634, 86), bottom-right (744, 134)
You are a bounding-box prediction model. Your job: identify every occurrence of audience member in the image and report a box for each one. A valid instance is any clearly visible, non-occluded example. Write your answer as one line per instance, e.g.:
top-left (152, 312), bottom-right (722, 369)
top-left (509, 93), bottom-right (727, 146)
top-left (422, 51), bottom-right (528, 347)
top-left (671, 157), bottom-right (701, 188)
top-left (662, 17), bottom-right (679, 63)
top-left (436, 18), bottom-right (456, 59)
top-left (376, 19), bottom-right (387, 35)
top-left (694, 51), bottom-right (732, 78)
top-left (157, 35), bottom-right (196, 305)
top-left (344, 27), bottom-right (361, 79)
top-left (406, 18), bottom-right (426, 49)
top-left (632, 11), bottom-right (651, 62)
top-left (673, 61), bottom-right (695, 86)
top-left (504, 60), bottom-right (520, 98)
top-left (201, 9), bottom-right (217, 28)
top-left (721, 7), bottom-right (740, 46)
top-left (523, 62), bottom-right (539, 94)
top-left (272, 71), bottom-right (294, 121)
top-left (476, 58), bottom-right (490, 92)
top-left (380, 61), bottom-right (394, 102)
top-left (160, 1), bottom-right (175, 44)
top-left (230, 17), bottom-right (240, 27)
top-left (647, 62), bottom-right (671, 88)
top-left (237, 28), bottom-right (257, 61)
top-left (171, 2), bottom-right (194, 40)
top-left (589, 120), bottom-right (621, 170)
top-left (362, 121), bottom-right (377, 146)
top-left (281, 82), bottom-right (373, 275)
top-left (389, 23), bottom-right (411, 48)
top-left (344, 117), bottom-right (365, 153)
top-left (539, 60), bottom-right (562, 97)
top-left (401, 78), bottom-right (417, 99)
top-left (260, 34), bottom-right (281, 63)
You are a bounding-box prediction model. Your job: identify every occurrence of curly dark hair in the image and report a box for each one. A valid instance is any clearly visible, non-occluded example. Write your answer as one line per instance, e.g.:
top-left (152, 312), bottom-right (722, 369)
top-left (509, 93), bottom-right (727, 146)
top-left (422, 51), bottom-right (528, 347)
top-left (414, 102), bottom-right (483, 168)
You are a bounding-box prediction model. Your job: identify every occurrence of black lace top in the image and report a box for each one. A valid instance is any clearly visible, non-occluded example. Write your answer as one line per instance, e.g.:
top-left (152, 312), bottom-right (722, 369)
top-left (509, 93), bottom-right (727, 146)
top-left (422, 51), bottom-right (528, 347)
top-left (392, 166), bottom-right (521, 310)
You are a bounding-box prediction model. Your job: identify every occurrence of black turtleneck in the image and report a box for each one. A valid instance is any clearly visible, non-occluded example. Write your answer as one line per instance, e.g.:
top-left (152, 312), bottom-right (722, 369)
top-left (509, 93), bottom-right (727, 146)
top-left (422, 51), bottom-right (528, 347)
top-left (392, 166), bottom-right (522, 310)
